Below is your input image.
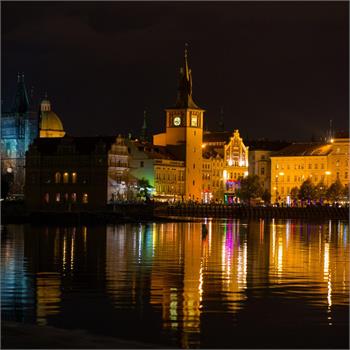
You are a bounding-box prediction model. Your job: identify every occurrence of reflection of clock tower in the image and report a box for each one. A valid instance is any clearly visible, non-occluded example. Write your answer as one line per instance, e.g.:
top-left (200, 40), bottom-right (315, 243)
top-left (164, 48), bottom-right (204, 200)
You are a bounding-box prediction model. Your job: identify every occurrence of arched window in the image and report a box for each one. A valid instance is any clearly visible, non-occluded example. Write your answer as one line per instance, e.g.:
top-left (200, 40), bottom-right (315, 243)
top-left (44, 193), bottom-right (49, 203)
top-left (55, 172), bottom-right (61, 183)
top-left (63, 172), bottom-right (69, 183)
top-left (82, 193), bottom-right (88, 203)
top-left (72, 172), bottom-right (77, 184)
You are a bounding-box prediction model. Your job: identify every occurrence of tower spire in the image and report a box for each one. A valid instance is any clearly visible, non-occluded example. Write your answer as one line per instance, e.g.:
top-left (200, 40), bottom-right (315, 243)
top-left (140, 109), bottom-right (148, 142)
top-left (12, 72), bottom-right (30, 114)
top-left (175, 44), bottom-right (199, 109)
top-left (218, 106), bottom-right (225, 132)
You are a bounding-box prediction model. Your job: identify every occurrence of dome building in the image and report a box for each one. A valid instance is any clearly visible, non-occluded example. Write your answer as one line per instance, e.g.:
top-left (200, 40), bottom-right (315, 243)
top-left (39, 98), bottom-right (65, 138)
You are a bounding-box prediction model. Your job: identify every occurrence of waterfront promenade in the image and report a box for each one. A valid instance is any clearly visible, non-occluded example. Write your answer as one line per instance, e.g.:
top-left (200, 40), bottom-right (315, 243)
top-left (2, 201), bottom-right (348, 224)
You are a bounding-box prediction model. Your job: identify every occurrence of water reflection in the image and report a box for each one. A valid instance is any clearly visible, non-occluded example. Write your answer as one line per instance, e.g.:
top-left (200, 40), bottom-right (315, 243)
top-left (1, 219), bottom-right (349, 348)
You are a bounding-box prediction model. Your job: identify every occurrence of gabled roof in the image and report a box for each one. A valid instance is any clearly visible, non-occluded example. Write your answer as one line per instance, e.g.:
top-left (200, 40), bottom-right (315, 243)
top-left (271, 143), bottom-right (332, 157)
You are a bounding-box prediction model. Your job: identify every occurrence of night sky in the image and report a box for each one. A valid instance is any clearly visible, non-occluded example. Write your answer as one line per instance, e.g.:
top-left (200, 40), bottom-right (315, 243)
top-left (2, 1), bottom-right (349, 141)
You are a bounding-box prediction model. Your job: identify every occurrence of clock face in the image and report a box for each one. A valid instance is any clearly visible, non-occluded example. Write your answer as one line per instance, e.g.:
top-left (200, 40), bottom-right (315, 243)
top-left (173, 116), bottom-right (181, 126)
top-left (191, 116), bottom-right (198, 127)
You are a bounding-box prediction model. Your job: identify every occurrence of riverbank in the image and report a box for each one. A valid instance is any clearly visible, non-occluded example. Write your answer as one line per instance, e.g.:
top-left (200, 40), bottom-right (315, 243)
top-left (2, 321), bottom-right (170, 349)
top-left (2, 201), bottom-right (348, 224)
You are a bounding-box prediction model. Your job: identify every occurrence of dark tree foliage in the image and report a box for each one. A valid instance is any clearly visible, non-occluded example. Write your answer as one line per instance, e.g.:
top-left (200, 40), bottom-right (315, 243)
top-left (326, 179), bottom-right (344, 202)
top-left (237, 175), bottom-right (263, 204)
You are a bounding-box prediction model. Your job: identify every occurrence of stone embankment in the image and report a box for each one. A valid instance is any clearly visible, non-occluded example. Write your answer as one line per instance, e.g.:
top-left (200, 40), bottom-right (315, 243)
top-left (2, 201), bottom-right (349, 223)
top-left (158, 204), bottom-right (349, 220)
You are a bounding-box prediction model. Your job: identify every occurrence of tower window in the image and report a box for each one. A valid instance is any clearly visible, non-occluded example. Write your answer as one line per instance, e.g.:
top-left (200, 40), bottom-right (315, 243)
top-left (55, 193), bottom-right (60, 202)
top-left (82, 193), bottom-right (89, 203)
top-left (193, 163), bottom-right (195, 169)
top-left (44, 193), bottom-right (49, 203)
top-left (72, 172), bottom-right (77, 183)
top-left (193, 180), bottom-right (195, 186)
top-left (63, 172), bottom-right (69, 183)
top-left (55, 172), bottom-right (61, 183)
top-left (71, 193), bottom-right (77, 202)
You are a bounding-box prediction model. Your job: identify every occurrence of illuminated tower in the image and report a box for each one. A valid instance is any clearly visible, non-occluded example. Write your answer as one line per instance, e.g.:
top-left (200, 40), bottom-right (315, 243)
top-left (0, 73), bottom-right (39, 197)
top-left (164, 47), bottom-right (204, 200)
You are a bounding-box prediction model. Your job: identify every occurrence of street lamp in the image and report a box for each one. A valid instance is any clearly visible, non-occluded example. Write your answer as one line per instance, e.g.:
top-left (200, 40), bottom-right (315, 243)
top-left (325, 171), bottom-right (331, 187)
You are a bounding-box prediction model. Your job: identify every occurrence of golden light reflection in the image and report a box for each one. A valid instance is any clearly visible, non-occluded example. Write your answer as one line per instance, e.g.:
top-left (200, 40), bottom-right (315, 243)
top-left (36, 272), bottom-right (61, 326)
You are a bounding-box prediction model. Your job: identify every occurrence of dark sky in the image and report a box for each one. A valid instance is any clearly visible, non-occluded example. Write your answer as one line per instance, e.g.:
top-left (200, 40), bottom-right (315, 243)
top-left (2, 1), bottom-right (349, 141)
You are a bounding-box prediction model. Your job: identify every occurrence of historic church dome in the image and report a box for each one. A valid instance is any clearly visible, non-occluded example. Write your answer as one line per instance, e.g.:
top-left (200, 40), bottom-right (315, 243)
top-left (39, 98), bottom-right (65, 138)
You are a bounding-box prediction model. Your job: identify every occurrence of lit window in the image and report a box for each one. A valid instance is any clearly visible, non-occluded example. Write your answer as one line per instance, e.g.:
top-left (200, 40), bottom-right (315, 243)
top-left (82, 193), bottom-right (88, 203)
top-left (64, 193), bottom-right (69, 201)
top-left (56, 193), bottom-right (60, 202)
top-left (63, 172), bottom-right (69, 183)
top-left (44, 193), bottom-right (49, 203)
top-left (72, 172), bottom-right (77, 183)
top-left (55, 172), bottom-right (61, 183)
top-left (71, 193), bottom-right (77, 202)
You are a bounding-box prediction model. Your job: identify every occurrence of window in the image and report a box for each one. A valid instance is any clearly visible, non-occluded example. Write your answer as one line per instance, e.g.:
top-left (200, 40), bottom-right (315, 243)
top-left (55, 193), bottom-right (60, 202)
top-left (336, 160), bottom-right (340, 167)
top-left (345, 172), bottom-right (348, 179)
top-left (140, 161), bottom-right (144, 168)
top-left (308, 164), bottom-right (312, 169)
top-left (71, 193), bottom-right (77, 202)
top-left (63, 172), bottom-right (69, 183)
top-left (261, 168), bottom-right (265, 175)
top-left (287, 176), bottom-right (290, 182)
top-left (44, 193), bottom-right (49, 203)
top-left (314, 164), bottom-right (318, 169)
top-left (194, 131), bottom-right (196, 136)
top-left (55, 172), bottom-right (61, 183)
top-left (72, 172), bottom-right (77, 183)
top-left (193, 163), bottom-right (195, 169)
top-left (321, 164), bottom-right (324, 169)
top-left (82, 193), bottom-right (89, 203)
top-left (193, 180), bottom-right (195, 186)
top-left (64, 193), bottom-right (69, 201)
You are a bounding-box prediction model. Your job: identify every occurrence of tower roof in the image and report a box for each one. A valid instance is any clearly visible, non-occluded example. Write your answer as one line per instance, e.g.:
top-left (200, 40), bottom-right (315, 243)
top-left (174, 45), bottom-right (200, 109)
top-left (12, 73), bottom-right (30, 114)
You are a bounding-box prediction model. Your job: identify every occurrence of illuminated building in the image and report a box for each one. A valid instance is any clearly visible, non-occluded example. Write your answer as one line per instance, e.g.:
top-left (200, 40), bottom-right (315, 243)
top-left (127, 140), bottom-right (185, 201)
top-left (270, 135), bottom-right (349, 203)
top-left (154, 47), bottom-right (204, 201)
top-left (25, 135), bottom-right (133, 210)
top-left (202, 130), bottom-right (248, 203)
top-left (248, 141), bottom-right (291, 194)
top-left (39, 97), bottom-right (65, 138)
top-left (1, 74), bottom-right (39, 197)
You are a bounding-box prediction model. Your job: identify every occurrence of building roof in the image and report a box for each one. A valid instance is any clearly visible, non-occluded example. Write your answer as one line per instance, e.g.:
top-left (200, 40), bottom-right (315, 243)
top-left (29, 136), bottom-right (117, 155)
top-left (131, 141), bottom-right (179, 160)
top-left (203, 131), bottom-right (231, 144)
top-left (271, 143), bottom-right (333, 157)
top-left (245, 140), bottom-right (291, 151)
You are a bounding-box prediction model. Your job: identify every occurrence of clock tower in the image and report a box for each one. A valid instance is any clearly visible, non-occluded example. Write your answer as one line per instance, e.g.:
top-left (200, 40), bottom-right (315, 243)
top-left (164, 47), bottom-right (204, 201)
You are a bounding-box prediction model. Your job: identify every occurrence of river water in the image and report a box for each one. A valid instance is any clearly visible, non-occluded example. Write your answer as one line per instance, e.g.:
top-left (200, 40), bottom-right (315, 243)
top-left (1, 219), bottom-right (349, 348)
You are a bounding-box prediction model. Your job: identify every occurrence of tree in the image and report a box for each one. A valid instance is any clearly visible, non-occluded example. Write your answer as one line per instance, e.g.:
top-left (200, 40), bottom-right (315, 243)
top-left (299, 179), bottom-right (316, 201)
top-left (137, 178), bottom-right (153, 201)
top-left (237, 175), bottom-right (263, 205)
top-left (314, 181), bottom-right (328, 202)
top-left (290, 186), bottom-right (299, 201)
top-left (327, 179), bottom-right (344, 202)
top-left (261, 189), bottom-right (271, 204)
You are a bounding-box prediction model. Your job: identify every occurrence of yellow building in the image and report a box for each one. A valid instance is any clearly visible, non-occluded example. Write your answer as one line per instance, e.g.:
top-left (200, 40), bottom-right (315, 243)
top-left (202, 130), bottom-right (248, 203)
top-left (39, 98), bottom-right (65, 138)
top-left (154, 48), bottom-right (204, 201)
top-left (270, 136), bottom-right (349, 203)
